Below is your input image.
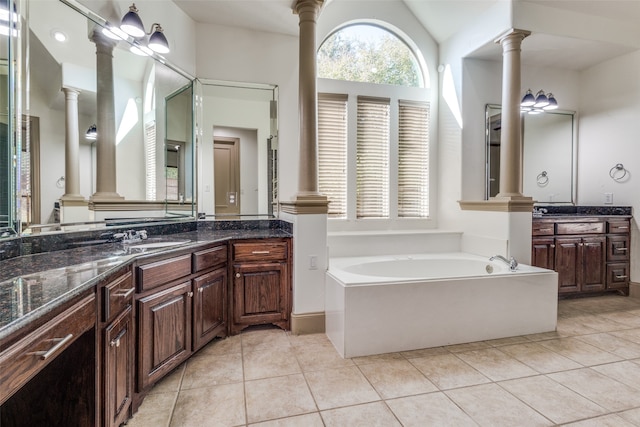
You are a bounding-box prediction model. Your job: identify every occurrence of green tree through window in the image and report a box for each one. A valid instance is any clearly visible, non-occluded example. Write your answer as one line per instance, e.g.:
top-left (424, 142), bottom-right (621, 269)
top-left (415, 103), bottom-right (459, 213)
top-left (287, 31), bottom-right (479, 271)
top-left (318, 25), bottom-right (422, 87)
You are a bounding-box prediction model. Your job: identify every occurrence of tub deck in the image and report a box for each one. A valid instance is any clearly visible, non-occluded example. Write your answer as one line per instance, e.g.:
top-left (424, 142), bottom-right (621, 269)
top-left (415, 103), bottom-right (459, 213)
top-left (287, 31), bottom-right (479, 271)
top-left (325, 253), bottom-right (558, 358)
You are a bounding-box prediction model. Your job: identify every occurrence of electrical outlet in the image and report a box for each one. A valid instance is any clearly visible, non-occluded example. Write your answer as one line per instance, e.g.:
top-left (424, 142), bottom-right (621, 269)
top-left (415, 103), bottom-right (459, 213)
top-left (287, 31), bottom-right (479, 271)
top-left (604, 193), bottom-right (613, 204)
top-left (309, 255), bottom-right (318, 270)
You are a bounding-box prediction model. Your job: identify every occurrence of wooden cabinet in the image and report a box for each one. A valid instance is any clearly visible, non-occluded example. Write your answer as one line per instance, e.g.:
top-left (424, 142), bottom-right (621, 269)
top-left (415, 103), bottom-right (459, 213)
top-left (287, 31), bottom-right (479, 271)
top-left (135, 243), bottom-right (228, 392)
top-left (230, 239), bottom-right (291, 334)
top-left (100, 271), bottom-right (134, 427)
top-left (532, 216), bottom-right (631, 296)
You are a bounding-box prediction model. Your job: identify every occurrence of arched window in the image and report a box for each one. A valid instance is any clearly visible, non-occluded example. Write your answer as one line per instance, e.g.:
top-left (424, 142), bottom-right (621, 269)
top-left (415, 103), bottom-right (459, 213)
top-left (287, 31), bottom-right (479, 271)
top-left (318, 24), bottom-right (424, 87)
top-left (317, 24), bottom-right (430, 222)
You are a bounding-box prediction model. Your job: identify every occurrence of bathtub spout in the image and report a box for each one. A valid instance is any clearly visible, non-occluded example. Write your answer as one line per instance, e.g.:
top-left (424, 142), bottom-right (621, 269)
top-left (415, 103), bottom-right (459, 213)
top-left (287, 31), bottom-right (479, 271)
top-left (490, 255), bottom-right (519, 272)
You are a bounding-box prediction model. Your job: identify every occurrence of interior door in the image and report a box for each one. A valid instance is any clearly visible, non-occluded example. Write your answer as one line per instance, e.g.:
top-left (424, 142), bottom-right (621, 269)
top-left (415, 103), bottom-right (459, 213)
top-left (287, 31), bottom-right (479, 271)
top-left (214, 137), bottom-right (240, 215)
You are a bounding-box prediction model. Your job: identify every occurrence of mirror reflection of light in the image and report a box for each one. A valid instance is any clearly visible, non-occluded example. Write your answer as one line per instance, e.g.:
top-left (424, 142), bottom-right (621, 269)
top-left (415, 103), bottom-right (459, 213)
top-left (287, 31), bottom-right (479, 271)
top-left (102, 25), bottom-right (127, 41)
top-left (442, 64), bottom-right (462, 128)
top-left (116, 98), bottom-right (139, 145)
top-left (130, 44), bottom-right (152, 57)
top-left (144, 63), bottom-right (155, 114)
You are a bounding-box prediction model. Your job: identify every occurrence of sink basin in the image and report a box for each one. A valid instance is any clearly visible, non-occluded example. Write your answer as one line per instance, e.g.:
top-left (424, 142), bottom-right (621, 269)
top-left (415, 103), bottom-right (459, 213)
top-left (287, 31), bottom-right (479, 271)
top-left (130, 240), bottom-right (191, 249)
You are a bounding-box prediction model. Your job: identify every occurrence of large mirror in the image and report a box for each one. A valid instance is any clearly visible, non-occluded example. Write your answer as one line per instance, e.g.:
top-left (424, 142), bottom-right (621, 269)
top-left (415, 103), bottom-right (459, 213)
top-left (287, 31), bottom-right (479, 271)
top-left (1, 0), bottom-right (197, 236)
top-left (197, 79), bottom-right (278, 218)
top-left (486, 104), bottom-right (576, 203)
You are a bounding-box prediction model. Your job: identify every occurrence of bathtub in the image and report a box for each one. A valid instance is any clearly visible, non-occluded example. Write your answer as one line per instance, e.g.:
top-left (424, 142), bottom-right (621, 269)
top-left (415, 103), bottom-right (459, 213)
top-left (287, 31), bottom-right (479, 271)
top-left (325, 253), bottom-right (558, 358)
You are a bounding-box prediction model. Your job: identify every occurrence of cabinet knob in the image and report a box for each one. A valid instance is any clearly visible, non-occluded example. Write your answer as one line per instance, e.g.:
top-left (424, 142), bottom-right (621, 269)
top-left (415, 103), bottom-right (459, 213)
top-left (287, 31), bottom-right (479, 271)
top-left (188, 291), bottom-right (194, 297)
top-left (235, 273), bottom-right (241, 278)
top-left (198, 287), bottom-right (204, 293)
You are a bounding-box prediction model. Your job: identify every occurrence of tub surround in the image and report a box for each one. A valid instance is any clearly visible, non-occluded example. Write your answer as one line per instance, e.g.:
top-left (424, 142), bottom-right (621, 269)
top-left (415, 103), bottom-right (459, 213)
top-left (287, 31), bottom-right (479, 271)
top-left (326, 252), bottom-right (558, 358)
top-left (0, 220), bottom-right (292, 342)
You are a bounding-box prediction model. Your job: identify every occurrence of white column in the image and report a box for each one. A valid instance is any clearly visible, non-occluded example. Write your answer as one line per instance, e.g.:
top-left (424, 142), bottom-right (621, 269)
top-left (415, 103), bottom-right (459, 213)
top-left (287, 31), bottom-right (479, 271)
top-left (91, 30), bottom-right (123, 201)
top-left (495, 29), bottom-right (530, 199)
top-left (61, 87), bottom-right (83, 200)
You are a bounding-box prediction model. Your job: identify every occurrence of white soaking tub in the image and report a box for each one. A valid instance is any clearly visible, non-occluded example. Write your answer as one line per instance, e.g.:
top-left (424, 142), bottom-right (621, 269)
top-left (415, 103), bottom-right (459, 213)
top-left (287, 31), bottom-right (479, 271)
top-left (325, 252), bottom-right (558, 358)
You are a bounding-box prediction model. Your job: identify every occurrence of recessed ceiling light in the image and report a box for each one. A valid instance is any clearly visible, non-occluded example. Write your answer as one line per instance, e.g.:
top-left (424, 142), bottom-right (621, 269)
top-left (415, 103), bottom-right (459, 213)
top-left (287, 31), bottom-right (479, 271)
top-left (51, 29), bottom-right (67, 42)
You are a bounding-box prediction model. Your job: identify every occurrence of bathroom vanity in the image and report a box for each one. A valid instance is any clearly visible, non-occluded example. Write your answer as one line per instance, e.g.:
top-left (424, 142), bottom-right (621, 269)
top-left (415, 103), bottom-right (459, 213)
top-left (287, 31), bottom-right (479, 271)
top-left (0, 221), bottom-right (292, 427)
top-left (531, 208), bottom-right (632, 296)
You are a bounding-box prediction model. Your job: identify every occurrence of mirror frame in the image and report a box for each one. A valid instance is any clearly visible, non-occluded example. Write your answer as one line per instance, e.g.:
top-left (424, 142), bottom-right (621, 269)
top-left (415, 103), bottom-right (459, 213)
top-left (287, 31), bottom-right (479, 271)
top-left (485, 103), bottom-right (577, 204)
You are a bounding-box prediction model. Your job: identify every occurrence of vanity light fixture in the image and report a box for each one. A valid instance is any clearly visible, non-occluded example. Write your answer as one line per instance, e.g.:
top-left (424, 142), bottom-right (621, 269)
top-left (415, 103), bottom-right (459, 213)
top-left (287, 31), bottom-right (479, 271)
top-left (86, 124), bottom-right (97, 140)
top-left (521, 89), bottom-right (558, 114)
top-left (115, 3), bottom-right (170, 55)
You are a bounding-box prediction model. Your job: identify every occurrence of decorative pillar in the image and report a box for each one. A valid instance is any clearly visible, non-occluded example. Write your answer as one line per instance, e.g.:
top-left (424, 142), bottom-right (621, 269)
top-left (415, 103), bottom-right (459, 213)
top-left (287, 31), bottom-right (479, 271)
top-left (281, 0), bottom-right (328, 214)
top-left (494, 29), bottom-right (531, 200)
top-left (91, 30), bottom-right (123, 201)
top-left (61, 87), bottom-right (83, 200)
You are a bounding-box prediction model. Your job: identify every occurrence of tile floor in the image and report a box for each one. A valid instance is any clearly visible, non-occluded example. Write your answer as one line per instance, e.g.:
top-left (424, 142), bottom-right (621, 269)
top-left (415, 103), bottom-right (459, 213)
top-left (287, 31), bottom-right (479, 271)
top-left (127, 294), bottom-right (640, 426)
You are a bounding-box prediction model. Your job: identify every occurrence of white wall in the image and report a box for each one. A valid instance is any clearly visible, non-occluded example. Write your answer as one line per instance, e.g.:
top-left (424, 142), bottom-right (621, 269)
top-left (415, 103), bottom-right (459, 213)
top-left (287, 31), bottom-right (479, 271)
top-left (578, 50), bottom-right (640, 281)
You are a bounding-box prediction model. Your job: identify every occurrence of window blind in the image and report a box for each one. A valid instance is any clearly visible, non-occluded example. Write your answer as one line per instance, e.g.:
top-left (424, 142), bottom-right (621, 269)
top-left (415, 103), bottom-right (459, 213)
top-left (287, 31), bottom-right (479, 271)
top-left (144, 121), bottom-right (156, 201)
top-left (318, 93), bottom-right (348, 218)
top-left (357, 96), bottom-right (390, 218)
top-left (398, 100), bottom-right (430, 217)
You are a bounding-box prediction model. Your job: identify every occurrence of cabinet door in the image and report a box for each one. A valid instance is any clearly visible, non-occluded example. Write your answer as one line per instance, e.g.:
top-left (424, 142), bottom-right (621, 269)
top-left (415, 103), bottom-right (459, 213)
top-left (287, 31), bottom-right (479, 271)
top-left (193, 268), bottom-right (227, 351)
top-left (138, 282), bottom-right (192, 390)
top-left (581, 236), bottom-right (606, 292)
top-left (232, 262), bottom-right (288, 334)
top-left (532, 237), bottom-right (555, 270)
top-left (555, 237), bottom-right (581, 294)
top-left (104, 307), bottom-right (133, 427)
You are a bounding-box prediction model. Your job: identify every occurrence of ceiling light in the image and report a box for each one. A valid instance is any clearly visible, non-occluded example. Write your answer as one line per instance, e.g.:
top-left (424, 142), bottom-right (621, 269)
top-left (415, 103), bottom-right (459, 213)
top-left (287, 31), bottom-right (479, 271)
top-left (86, 124), bottom-right (97, 140)
top-left (148, 24), bottom-right (169, 54)
top-left (542, 93), bottom-right (558, 110)
top-left (520, 89), bottom-right (535, 107)
top-left (51, 29), bottom-right (67, 42)
top-left (119, 4), bottom-right (170, 54)
top-left (120, 3), bottom-right (145, 38)
top-left (522, 89), bottom-right (558, 113)
top-left (533, 90), bottom-right (549, 108)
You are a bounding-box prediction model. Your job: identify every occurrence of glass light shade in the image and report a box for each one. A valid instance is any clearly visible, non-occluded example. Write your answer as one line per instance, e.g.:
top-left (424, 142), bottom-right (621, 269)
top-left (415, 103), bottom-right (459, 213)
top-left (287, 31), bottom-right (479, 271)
top-left (533, 90), bottom-right (549, 108)
top-left (543, 93), bottom-right (558, 110)
top-left (120, 4), bottom-right (145, 38)
top-left (86, 124), bottom-right (97, 140)
top-left (528, 109), bottom-right (544, 115)
top-left (521, 89), bottom-right (535, 107)
top-left (148, 26), bottom-right (169, 53)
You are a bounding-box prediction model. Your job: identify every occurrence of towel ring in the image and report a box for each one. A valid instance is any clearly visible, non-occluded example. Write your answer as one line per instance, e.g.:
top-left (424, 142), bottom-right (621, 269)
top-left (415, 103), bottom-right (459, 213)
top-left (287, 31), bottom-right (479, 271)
top-left (609, 163), bottom-right (627, 181)
top-left (536, 171), bottom-right (549, 186)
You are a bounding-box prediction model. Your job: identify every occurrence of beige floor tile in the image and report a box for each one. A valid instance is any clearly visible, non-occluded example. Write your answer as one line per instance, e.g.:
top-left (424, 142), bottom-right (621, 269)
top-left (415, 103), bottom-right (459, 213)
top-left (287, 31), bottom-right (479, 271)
top-left (455, 347), bottom-right (538, 381)
top-left (446, 383), bottom-right (553, 426)
top-left (592, 360), bottom-right (640, 391)
top-left (484, 335), bottom-right (531, 347)
top-left (352, 351), bottom-right (405, 366)
top-left (294, 342), bottom-right (355, 371)
top-left (569, 314), bottom-right (630, 332)
top-left (181, 352), bottom-right (243, 389)
top-left (304, 366), bottom-right (379, 410)
top-left (358, 359), bottom-right (438, 399)
top-left (562, 414), bottom-right (637, 427)
top-left (245, 374), bottom-right (317, 424)
top-left (170, 383), bottom-right (245, 427)
top-left (193, 335), bottom-right (242, 357)
top-left (538, 337), bottom-right (622, 366)
top-left (599, 310), bottom-right (640, 328)
top-left (576, 332), bottom-right (640, 359)
top-left (243, 346), bottom-right (302, 380)
top-left (410, 353), bottom-right (490, 390)
top-left (400, 346), bottom-right (449, 359)
top-left (499, 375), bottom-right (607, 424)
top-left (618, 407), bottom-right (640, 425)
top-left (149, 364), bottom-right (185, 394)
top-left (287, 332), bottom-right (333, 348)
top-left (549, 368), bottom-right (640, 411)
top-left (249, 412), bottom-right (324, 427)
top-left (611, 328), bottom-right (640, 345)
top-left (445, 340), bottom-right (491, 353)
top-left (386, 392), bottom-right (477, 427)
top-left (127, 392), bottom-right (177, 427)
top-left (500, 342), bottom-right (582, 374)
top-left (320, 401), bottom-right (402, 427)
top-left (242, 327), bottom-right (292, 353)
top-left (525, 330), bottom-right (563, 342)
top-left (556, 318), bottom-right (601, 336)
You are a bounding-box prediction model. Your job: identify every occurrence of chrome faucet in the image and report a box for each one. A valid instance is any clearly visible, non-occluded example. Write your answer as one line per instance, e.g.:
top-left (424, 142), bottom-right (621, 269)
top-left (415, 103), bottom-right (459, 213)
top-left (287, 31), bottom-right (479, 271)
top-left (490, 255), bottom-right (519, 272)
top-left (112, 229), bottom-right (148, 243)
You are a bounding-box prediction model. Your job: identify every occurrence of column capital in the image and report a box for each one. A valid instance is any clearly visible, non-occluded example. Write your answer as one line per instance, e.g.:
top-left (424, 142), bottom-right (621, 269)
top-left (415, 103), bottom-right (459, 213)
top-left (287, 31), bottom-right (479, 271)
top-left (293, 0), bottom-right (324, 16)
top-left (90, 28), bottom-right (117, 52)
top-left (494, 28), bottom-right (531, 46)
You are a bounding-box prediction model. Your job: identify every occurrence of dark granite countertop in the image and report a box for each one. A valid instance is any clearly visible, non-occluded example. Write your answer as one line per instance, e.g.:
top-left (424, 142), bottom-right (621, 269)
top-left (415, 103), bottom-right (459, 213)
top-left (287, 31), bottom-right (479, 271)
top-left (0, 224), bottom-right (292, 341)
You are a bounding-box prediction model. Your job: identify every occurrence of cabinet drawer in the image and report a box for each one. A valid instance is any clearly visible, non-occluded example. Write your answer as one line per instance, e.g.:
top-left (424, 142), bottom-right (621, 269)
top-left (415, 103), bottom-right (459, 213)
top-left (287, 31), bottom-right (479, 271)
top-left (233, 241), bottom-right (288, 262)
top-left (606, 262), bottom-right (630, 289)
top-left (608, 220), bottom-right (631, 234)
top-left (103, 271), bottom-right (134, 323)
top-left (556, 222), bottom-right (605, 235)
top-left (532, 222), bottom-right (555, 236)
top-left (192, 245), bottom-right (227, 273)
top-left (0, 294), bottom-right (95, 405)
top-left (607, 235), bottom-right (630, 262)
top-left (137, 254), bottom-right (192, 291)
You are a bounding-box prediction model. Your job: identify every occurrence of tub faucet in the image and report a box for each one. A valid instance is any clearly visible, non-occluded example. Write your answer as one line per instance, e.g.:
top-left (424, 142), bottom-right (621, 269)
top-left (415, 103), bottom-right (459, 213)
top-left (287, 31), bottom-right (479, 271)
top-left (490, 255), bottom-right (519, 272)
